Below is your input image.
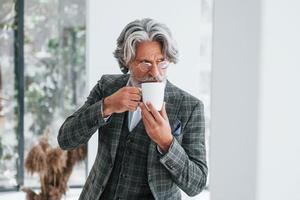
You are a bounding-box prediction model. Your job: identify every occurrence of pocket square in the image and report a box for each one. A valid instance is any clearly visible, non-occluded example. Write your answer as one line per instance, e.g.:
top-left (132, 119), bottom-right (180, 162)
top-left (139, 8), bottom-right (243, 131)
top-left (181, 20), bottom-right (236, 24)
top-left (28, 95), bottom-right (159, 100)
top-left (172, 119), bottom-right (182, 136)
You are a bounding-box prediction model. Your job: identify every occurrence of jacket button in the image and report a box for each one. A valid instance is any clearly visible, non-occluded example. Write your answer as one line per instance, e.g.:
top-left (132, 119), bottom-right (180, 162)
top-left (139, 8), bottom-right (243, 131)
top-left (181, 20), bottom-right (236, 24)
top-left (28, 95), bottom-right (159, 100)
top-left (121, 174), bottom-right (127, 178)
top-left (126, 139), bottom-right (132, 144)
top-left (166, 161), bottom-right (174, 169)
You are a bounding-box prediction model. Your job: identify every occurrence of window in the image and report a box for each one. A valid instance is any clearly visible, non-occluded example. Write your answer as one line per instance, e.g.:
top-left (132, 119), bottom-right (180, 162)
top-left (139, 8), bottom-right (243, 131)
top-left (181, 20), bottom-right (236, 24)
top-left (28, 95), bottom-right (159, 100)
top-left (0, 0), bottom-right (18, 189)
top-left (0, 0), bottom-right (87, 190)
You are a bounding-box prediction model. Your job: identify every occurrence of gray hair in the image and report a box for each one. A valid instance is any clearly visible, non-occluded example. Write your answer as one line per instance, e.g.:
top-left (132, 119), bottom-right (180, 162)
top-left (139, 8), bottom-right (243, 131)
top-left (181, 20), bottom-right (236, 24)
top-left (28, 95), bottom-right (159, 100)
top-left (114, 18), bottom-right (179, 74)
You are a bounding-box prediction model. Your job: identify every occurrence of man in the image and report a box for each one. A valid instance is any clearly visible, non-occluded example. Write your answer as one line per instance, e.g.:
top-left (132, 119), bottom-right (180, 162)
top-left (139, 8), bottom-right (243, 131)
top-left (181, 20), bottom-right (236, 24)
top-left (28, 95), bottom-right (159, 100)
top-left (58, 18), bottom-right (207, 200)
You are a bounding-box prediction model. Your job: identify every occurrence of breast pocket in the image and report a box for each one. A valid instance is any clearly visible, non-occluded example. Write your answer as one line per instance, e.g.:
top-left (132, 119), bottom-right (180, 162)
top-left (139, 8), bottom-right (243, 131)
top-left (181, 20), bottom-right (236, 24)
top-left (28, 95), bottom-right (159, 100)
top-left (171, 118), bottom-right (182, 136)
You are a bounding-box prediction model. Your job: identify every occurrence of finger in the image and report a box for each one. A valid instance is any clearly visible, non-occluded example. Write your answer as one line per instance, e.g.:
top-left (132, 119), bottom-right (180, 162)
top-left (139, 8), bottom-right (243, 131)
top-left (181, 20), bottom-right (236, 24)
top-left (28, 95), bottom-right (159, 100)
top-left (139, 101), bottom-right (148, 112)
top-left (146, 102), bottom-right (164, 123)
top-left (140, 103), bottom-right (156, 127)
top-left (141, 110), bottom-right (152, 130)
top-left (129, 94), bottom-right (142, 101)
top-left (140, 103), bottom-right (151, 116)
top-left (128, 107), bottom-right (137, 112)
top-left (128, 102), bottom-right (139, 111)
top-left (159, 102), bottom-right (169, 121)
top-left (129, 101), bottom-right (139, 107)
top-left (126, 87), bottom-right (141, 95)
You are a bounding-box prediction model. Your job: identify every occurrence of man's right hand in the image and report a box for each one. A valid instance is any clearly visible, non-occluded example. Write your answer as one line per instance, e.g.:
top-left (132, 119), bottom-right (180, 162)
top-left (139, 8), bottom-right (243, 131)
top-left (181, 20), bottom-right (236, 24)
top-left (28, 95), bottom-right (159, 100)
top-left (102, 87), bottom-right (141, 117)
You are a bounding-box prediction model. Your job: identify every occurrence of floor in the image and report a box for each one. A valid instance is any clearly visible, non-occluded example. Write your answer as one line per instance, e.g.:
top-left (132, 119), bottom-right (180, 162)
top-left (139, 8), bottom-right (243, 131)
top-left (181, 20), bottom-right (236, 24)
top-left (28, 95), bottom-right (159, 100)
top-left (0, 188), bottom-right (81, 200)
top-left (0, 188), bottom-right (209, 200)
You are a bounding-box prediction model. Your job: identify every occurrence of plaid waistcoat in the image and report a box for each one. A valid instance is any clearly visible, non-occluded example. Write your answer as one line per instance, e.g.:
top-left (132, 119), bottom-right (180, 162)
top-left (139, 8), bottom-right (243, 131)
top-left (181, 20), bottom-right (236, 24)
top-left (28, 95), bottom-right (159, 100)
top-left (99, 112), bottom-right (154, 200)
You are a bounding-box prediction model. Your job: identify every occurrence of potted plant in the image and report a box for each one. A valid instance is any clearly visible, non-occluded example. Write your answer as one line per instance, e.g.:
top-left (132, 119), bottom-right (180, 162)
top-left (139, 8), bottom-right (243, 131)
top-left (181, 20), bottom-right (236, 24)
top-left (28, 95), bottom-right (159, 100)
top-left (22, 134), bottom-right (87, 200)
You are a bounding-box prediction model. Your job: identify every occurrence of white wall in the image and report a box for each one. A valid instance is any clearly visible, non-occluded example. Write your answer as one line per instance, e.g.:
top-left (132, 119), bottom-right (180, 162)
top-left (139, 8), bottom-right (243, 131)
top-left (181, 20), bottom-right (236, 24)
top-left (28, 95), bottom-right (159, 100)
top-left (257, 0), bottom-right (300, 199)
top-left (211, 0), bottom-right (300, 200)
top-left (210, 0), bottom-right (260, 199)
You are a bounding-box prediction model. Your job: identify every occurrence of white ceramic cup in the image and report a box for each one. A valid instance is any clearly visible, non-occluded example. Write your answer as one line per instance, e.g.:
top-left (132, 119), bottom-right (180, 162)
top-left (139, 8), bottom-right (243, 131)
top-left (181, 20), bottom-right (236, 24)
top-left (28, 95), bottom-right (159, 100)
top-left (141, 82), bottom-right (165, 111)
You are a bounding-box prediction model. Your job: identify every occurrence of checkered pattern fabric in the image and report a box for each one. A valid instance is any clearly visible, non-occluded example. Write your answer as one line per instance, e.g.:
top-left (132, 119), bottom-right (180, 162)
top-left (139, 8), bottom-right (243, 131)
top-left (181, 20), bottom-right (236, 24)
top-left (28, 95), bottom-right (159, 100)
top-left (99, 112), bottom-right (153, 200)
top-left (57, 74), bottom-right (207, 200)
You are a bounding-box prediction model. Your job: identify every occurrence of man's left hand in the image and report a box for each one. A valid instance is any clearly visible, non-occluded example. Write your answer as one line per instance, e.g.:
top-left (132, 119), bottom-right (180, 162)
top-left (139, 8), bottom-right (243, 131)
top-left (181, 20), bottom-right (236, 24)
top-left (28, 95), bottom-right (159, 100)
top-left (139, 102), bottom-right (173, 152)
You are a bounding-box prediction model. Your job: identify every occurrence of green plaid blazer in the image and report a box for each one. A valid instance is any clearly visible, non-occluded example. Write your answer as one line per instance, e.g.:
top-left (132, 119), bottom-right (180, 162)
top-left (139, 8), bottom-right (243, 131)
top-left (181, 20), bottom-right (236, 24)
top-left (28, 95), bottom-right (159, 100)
top-left (58, 74), bottom-right (207, 200)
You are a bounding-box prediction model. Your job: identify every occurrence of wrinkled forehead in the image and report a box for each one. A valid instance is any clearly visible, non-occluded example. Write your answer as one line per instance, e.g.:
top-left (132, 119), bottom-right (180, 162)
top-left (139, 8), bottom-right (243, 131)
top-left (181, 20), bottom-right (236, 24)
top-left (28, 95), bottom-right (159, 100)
top-left (135, 41), bottom-right (164, 61)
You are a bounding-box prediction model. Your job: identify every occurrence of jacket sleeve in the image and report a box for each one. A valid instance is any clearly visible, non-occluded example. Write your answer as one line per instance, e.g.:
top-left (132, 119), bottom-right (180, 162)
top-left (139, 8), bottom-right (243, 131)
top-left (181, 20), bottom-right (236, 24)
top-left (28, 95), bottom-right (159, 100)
top-left (159, 100), bottom-right (208, 196)
top-left (57, 76), bottom-right (109, 150)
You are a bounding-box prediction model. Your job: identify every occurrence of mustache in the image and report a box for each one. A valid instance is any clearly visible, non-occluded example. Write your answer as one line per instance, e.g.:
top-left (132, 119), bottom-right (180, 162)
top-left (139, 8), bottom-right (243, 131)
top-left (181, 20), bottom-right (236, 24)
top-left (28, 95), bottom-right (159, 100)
top-left (134, 74), bottom-right (166, 83)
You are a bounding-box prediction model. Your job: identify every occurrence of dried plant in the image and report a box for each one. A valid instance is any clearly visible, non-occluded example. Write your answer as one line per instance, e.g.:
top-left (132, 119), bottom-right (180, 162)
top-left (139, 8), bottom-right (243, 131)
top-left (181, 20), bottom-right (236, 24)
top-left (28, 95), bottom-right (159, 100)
top-left (22, 134), bottom-right (87, 200)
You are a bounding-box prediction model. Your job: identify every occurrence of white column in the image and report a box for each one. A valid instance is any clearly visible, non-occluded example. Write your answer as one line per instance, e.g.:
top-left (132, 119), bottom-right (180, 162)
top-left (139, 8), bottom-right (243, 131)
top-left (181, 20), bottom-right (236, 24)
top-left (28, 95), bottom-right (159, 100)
top-left (210, 0), bottom-right (261, 200)
top-left (211, 0), bottom-right (300, 200)
top-left (257, 0), bottom-right (300, 199)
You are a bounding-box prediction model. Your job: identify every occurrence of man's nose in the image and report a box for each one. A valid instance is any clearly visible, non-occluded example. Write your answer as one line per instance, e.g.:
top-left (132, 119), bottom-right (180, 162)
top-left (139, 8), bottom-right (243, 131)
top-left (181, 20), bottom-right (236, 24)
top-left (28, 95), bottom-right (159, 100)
top-left (149, 63), bottom-right (160, 78)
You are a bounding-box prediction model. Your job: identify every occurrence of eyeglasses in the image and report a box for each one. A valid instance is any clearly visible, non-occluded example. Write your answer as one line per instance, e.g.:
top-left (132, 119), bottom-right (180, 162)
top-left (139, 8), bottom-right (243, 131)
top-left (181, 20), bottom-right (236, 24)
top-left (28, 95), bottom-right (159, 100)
top-left (136, 60), bottom-right (170, 72)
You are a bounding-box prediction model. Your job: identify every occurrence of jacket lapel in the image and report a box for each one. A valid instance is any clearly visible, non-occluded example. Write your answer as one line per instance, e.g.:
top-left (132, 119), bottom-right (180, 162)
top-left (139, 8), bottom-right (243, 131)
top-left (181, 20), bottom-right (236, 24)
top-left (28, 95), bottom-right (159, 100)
top-left (164, 80), bottom-right (182, 128)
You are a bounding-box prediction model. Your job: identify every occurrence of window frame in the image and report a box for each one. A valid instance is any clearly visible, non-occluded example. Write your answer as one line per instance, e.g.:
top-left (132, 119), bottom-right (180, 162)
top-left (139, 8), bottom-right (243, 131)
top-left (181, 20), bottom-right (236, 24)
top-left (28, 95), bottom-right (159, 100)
top-left (0, 0), bottom-right (87, 192)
